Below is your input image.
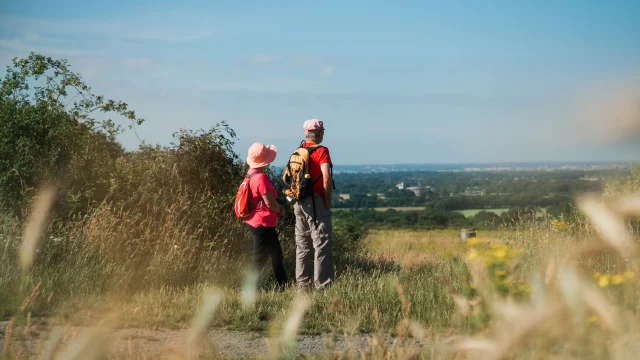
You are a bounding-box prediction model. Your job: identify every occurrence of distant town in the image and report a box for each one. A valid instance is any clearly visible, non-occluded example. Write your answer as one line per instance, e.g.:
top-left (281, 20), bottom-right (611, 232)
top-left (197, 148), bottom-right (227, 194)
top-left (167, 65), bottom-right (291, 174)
top-left (332, 162), bottom-right (635, 174)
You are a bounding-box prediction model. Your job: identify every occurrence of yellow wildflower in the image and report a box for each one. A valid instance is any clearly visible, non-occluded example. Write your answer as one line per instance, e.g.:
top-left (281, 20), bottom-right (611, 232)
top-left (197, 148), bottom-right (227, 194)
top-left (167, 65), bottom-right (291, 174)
top-left (612, 274), bottom-right (625, 285)
top-left (467, 251), bottom-right (478, 260)
top-left (493, 248), bottom-right (507, 259)
top-left (551, 219), bottom-right (568, 230)
top-left (588, 315), bottom-right (598, 325)
top-left (495, 270), bottom-right (507, 277)
top-left (467, 237), bottom-right (487, 247)
top-left (598, 275), bottom-right (611, 288)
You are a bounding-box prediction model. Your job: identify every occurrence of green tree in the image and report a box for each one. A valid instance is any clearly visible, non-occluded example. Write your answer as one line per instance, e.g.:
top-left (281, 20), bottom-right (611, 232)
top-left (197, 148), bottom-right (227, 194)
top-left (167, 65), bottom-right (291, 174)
top-left (0, 53), bottom-right (143, 216)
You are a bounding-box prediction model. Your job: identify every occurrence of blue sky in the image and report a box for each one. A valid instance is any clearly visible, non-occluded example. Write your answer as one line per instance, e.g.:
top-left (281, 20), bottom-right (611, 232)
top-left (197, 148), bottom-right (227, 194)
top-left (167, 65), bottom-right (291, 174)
top-left (1, 1), bottom-right (639, 164)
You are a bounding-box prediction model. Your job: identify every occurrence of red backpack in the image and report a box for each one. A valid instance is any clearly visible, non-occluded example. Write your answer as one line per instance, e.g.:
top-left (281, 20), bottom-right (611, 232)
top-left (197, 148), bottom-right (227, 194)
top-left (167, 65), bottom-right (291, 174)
top-left (235, 172), bottom-right (260, 219)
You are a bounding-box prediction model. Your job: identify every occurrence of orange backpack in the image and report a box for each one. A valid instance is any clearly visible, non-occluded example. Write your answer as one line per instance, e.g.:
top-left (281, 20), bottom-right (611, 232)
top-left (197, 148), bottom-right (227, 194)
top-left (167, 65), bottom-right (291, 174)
top-left (234, 172), bottom-right (260, 219)
top-left (283, 146), bottom-right (322, 201)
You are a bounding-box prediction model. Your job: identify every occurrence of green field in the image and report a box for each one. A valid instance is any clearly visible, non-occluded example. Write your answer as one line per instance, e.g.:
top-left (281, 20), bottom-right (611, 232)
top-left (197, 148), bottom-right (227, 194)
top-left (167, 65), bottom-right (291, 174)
top-left (454, 208), bottom-right (548, 218)
top-left (454, 208), bottom-right (509, 217)
top-left (373, 206), bottom-right (426, 212)
top-left (333, 206), bottom-right (426, 212)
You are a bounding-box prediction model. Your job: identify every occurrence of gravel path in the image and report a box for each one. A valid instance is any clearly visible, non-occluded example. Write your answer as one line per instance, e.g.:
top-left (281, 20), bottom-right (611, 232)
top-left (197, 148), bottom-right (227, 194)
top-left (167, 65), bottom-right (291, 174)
top-left (0, 321), bottom-right (432, 358)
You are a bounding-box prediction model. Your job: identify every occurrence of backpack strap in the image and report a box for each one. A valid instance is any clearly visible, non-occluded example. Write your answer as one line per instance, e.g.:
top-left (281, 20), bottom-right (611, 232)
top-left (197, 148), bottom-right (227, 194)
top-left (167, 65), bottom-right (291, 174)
top-left (246, 171), bottom-right (263, 211)
top-left (246, 171), bottom-right (260, 179)
top-left (305, 145), bottom-right (324, 155)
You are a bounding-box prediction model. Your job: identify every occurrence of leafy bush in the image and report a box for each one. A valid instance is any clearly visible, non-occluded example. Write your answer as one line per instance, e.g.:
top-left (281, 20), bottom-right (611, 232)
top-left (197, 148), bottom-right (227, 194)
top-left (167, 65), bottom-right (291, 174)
top-left (0, 53), bottom-right (142, 218)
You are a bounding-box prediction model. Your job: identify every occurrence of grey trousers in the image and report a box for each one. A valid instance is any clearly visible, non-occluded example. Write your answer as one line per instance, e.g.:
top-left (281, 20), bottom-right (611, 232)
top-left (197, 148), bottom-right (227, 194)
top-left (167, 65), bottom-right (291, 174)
top-left (294, 194), bottom-right (334, 289)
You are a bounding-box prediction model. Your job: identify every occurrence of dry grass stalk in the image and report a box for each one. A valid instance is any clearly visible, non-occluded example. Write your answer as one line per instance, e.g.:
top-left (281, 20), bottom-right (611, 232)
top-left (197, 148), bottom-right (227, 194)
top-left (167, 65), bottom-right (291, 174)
top-left (20, 184), bottom-right (58, 272)
top-left (240, 270), bottom-right (259, 308)
top-left (20, 281), bottom-right (42, 311)
top-left (56, 328), bottom-right (111, 360)
top-left (282, 295), bottom-right (310, 342)
top-left (56, 314), bottom-right (120, 360)
top-left (451, 294), bottom-right (482, 317)
top-left (466, 260), bottom-right (497, 307)
top-left (457, 302), bottom-right (565, 360)
top-left (185, 288), bottom-right (223, 358)
top-left (40, 327), bottom-right (64, 360)
top-left (395, 284), bottom-right (412, 320)
top-left (611, 334), bottom-right (640, 360)
top-left (408, 320), bottom-right (428, 340)
top-left (2, 317), bottom-right (16, 357)
top-left (577, 195), bottom-right (636, 259)
top-left (557, 264), bottom-right (623, 331)
top-left (456, 338), bottom-right (496, 352)
top-left (616, 193), bottom-right (640, 217)
top-left (580, 281), bottom-right (622, 332)
top-left (451, 294), bottom-right (471, 316)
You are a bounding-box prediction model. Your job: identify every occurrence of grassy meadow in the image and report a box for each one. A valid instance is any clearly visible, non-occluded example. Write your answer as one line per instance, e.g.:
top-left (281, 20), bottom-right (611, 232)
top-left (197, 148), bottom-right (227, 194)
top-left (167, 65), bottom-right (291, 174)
top-left (3, 196), bottom-right (640, 359)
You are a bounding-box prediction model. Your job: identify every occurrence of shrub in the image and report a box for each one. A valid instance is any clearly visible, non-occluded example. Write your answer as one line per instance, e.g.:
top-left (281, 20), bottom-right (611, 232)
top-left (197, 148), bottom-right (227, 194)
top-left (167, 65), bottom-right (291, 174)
top-left (0, 53), bottom-right (142, 218)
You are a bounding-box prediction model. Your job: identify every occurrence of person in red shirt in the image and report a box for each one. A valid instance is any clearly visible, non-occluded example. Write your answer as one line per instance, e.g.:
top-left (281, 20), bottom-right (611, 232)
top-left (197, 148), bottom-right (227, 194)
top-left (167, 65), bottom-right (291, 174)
top-left (245, 143), bottom-right (288, 288)
top-left (292, 119), bottom-right (334, 290)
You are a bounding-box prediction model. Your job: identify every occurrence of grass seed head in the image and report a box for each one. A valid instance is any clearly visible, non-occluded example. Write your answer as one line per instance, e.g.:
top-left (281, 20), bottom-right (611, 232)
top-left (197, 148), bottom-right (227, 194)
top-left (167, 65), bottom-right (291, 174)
top-left (616, 193), bottom-right (640, 217)
top-left (281, 295), bottom-right (310, 346)
top-left (577, 195), bottom-right (636, 259)
top-left (20, 184), bottom-right (58, 272)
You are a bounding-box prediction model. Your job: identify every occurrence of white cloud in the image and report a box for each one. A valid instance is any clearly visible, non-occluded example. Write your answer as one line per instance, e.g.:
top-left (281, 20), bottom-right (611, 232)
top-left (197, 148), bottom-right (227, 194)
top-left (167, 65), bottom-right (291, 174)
top-left (289, 54), bottom-right (338, 76)
top-left (0, 38), bottom-right (91, 56)
top-left (252, 54), bottom-right (273, 64)
top-left (24, 32), bottom-right (40, 41)
top-left (122, 57), bottom-right (155, 69)
top-left (292, 53), bottom-right (314, 65)
top-left (321, 64), bottom-right (336, 76)
top-left (0, 15), bottom-right (217, 44)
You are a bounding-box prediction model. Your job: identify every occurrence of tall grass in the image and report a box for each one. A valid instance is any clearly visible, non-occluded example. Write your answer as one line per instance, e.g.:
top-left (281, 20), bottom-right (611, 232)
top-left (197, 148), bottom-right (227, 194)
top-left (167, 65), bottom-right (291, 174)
top-left (2, 185), bottom-right (640, 358)
top-left (0, 194), bottom-right (250, 319)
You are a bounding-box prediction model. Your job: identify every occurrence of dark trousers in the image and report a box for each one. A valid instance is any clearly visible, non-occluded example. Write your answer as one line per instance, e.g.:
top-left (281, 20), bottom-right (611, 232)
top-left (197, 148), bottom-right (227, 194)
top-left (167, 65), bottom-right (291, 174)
top-left (246, 225), bottom-right (288, 286)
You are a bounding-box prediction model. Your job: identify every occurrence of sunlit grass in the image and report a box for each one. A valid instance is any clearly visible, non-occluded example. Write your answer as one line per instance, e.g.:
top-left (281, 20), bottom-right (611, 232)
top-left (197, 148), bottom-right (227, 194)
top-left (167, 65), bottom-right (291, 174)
top-left (2, 191), bottom-right (640, 358)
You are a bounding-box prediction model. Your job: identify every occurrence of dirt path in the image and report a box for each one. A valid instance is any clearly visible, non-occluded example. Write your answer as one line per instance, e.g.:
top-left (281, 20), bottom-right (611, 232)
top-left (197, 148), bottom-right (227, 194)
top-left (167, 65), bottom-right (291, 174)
top-left (0, 322), bottom-right (430, 358)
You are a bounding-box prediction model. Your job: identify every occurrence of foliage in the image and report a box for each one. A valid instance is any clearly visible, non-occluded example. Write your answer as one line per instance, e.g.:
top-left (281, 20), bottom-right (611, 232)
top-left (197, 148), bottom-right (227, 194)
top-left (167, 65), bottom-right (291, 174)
top-left (603, 165), bottom-right (640, 198)
top-left (0, 53), bottom-right (143, 217)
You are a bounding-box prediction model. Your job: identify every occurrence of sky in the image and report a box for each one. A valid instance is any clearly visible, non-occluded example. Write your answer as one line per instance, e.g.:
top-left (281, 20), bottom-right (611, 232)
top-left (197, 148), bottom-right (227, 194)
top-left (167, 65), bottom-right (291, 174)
top-left (1, 0), bottom-right (639, 165)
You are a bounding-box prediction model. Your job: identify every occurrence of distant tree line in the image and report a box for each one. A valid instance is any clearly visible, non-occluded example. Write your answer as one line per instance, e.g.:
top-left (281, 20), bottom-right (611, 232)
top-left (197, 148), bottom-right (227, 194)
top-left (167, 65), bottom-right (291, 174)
top-left (332, 169), bottom-right (622, 211)
top-left (334, 202), bottom-right (578, 230)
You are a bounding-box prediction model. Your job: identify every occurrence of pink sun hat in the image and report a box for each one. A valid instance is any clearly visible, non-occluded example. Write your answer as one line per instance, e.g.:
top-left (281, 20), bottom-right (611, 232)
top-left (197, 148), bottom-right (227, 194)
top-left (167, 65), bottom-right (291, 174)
top-left (303, 119), bottom-right (325, 132)
top-left (246, 143), bottom-right (277, 168)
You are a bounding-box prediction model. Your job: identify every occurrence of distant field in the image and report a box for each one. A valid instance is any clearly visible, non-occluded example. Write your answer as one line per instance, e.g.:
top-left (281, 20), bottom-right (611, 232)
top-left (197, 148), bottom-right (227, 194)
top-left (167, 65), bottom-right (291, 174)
top-left (374, 207), bottom-right (425, 212)
top-left (334, 207), bottom-right (548, 217)
top-left (455, 208), bottom-right (509, 217)
top-left (333, 206), bottom-right (426, 212)
top-left (455, 208), bottom-right (548, 218)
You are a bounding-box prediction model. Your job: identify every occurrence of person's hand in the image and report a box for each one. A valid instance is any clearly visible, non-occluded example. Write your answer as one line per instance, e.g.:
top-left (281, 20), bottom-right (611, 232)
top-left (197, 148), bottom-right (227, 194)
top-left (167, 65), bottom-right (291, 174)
top-left (278, 204), bottom-right (286, 217)
top-left (324, 198), bottom-right (332, 210)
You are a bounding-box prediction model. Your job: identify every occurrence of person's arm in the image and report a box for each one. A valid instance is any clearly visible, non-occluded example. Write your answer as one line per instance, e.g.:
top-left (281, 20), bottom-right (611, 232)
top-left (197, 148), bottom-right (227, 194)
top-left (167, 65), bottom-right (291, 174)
top-left (321, 163), bottom-right (332, 209)
top-left (262, 191), bottom-right (285, 216)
